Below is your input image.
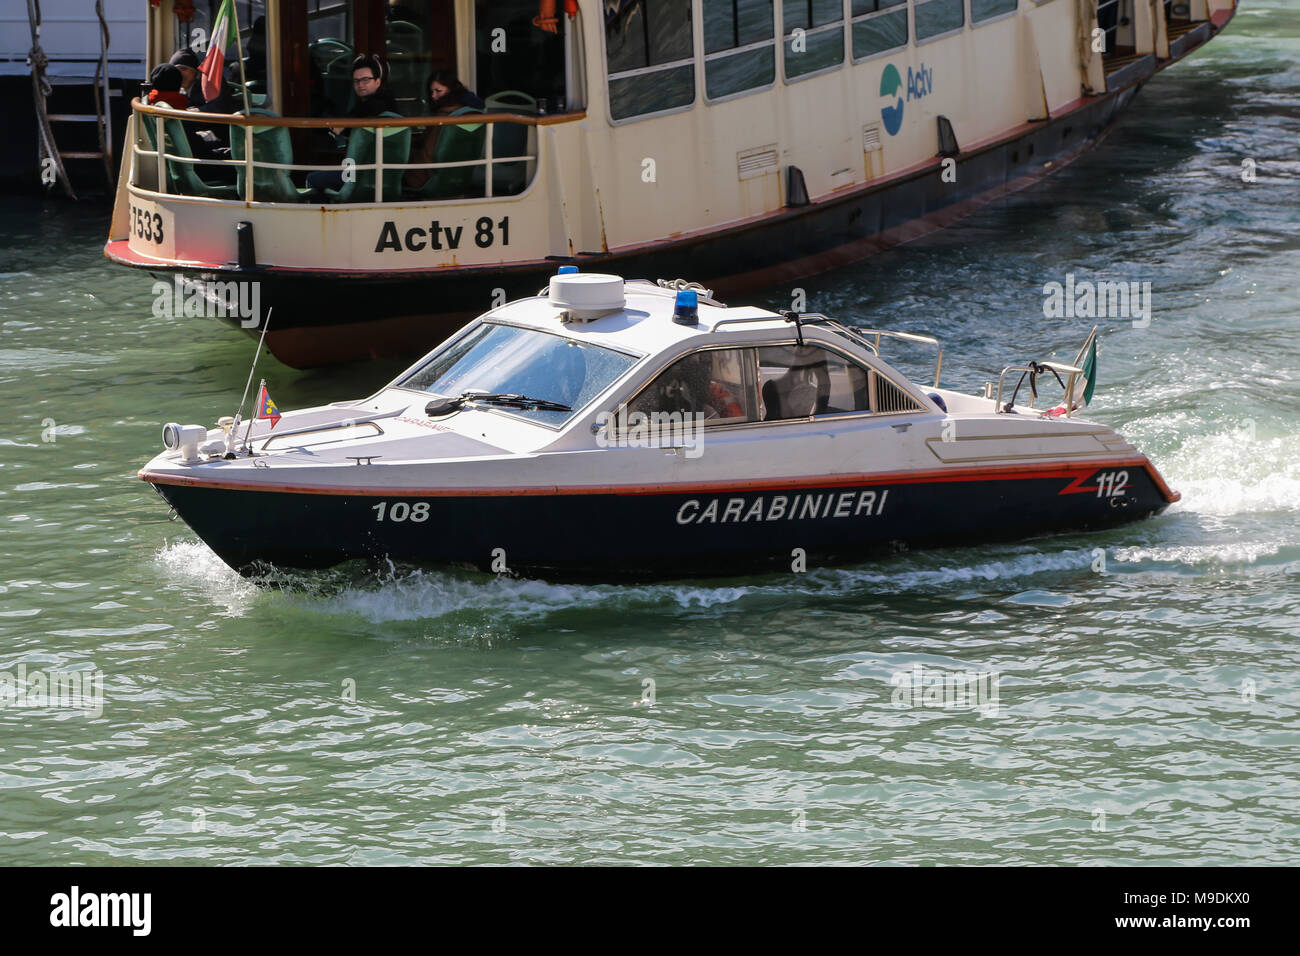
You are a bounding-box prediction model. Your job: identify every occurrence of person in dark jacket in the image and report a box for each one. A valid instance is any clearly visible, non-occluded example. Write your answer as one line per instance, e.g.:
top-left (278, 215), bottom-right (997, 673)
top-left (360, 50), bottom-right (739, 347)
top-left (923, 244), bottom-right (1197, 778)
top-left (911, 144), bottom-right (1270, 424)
top-left (309, 55), bottom-right (399, 193)
top-left (169, 48), bottom-right (205, 107)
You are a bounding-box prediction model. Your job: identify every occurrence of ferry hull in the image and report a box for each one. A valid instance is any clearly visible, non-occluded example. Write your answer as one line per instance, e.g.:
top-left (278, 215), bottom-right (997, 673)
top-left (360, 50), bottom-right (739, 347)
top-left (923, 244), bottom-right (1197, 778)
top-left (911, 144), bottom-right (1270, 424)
top-left (112, 83), bottom-right (1141, 368)
top-left (145, 461), bottom-right (1174, 578)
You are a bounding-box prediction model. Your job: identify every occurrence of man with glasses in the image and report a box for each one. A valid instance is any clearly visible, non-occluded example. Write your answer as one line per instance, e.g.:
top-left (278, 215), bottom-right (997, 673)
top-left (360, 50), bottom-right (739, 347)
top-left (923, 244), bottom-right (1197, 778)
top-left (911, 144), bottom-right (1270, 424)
top-left (308, 55), bottom-right (398, 192)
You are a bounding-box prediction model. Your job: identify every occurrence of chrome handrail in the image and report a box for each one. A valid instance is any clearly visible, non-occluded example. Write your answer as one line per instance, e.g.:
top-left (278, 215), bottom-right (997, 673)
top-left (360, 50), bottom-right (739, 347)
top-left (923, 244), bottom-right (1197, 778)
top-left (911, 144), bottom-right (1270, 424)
top-left (995, 362), bottom-right (1083, 418)
top-left (835, 325), bottom-right (943, 387)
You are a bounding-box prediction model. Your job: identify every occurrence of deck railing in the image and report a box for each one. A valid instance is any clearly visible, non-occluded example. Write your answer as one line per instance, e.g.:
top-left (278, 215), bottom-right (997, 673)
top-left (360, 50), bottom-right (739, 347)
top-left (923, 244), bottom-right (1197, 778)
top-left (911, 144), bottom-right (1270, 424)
top-left (129, 99), bottom-right (583, 204)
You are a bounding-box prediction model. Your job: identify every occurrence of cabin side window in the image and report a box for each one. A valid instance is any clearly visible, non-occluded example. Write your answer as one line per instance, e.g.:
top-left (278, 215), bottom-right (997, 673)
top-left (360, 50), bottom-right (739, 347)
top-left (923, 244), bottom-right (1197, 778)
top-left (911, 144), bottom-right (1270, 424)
top-left (757, 345), bottom-right (869, 419)
top-left (702, 0), bottom-right (777, 101)
top-left (605, 0), bottom-right (697, 121)
top-left (913, 0), bottom-right (965, 42)
top-left (626, 348), bottom-right (762, 425)
top-left (850, 0), bottom-right (908, 61)
top-left (971, 0), bottom-right (1018, 23)
top-left (781, 0), bottom-right (845, 81)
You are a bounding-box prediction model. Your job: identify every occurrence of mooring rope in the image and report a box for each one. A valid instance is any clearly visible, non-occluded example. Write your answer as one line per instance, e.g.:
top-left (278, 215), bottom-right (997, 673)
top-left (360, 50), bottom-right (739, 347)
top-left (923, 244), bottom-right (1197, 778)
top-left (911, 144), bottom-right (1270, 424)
top-left (94, 0), bottom-right (113, 180)
top-left (26, 0), bottom-right (76, 198)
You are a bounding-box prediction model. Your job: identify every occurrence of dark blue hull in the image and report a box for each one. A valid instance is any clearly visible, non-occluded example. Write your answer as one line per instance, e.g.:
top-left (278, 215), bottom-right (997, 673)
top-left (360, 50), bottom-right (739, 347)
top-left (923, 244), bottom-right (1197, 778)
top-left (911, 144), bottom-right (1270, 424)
top-left (146, 461), bottom-right (1176, 577)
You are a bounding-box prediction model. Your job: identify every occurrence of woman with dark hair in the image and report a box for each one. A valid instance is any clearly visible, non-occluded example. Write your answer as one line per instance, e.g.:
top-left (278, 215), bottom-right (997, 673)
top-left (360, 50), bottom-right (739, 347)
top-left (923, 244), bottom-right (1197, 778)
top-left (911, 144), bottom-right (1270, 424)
top-left (425, 71), bottom-right (485, 112)
top-left (404, 71), bottom-right (484, 189)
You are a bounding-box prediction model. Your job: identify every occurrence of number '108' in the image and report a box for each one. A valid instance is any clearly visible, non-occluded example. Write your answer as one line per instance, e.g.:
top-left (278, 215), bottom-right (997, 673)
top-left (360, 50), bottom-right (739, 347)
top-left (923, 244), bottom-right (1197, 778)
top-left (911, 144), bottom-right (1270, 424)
top-left (372, 501), bottom-right (430, 522)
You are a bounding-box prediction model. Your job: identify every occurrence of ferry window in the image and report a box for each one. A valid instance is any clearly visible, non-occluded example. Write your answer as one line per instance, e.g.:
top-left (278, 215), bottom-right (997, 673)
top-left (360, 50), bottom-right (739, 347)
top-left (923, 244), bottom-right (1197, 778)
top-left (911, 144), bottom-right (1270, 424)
top-left (850, 0), bottom-right (908, 60)
top-left (386, 0), bottom-right (438, 116)
top-left (307, 1), bottom-right (356, 116)
top-left (914, 0), bottom-right (965, 41)
top-left (397, 323), bottom-right (639, 426)
top-left (757, 345), bottom-right (868, 419)
top-left (703, 0), bottom-right (776, 100)
top-left (971, 0), bottom-right (1017, 20)
top-left (209, 0), bottom-right (269, 105)
top-left (475, 0), bottom-right (567, 113)
top-left (627, 348), bottom-right (761, 425)
top-left (782, 0), bottom-right (844, 81)
top-left (606, 0), bottom-right (696, 121)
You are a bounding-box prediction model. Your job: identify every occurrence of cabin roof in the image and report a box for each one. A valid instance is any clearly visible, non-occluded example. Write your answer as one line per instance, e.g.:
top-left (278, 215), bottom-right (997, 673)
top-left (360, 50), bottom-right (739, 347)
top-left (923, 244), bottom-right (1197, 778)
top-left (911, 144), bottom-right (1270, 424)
top-left (482, 281), bottom-right (792, 356)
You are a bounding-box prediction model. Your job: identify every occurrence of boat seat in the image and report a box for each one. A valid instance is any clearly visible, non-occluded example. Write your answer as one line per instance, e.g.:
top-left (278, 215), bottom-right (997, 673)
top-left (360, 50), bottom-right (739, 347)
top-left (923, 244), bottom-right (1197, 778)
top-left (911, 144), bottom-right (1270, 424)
top-left (309, 37), bottom-right (352, 73)
top-left (479, 92), bottom-right (536, 195)
top-left (320, 113), bottom-right (411, 203)
top-left (228, 108), bottom-right (315, 203)
top-left (139, 103), bottom-right (239, 199)
top-left (323, 53), bottom-right (356, 118)
top-left (484, 90), bottom-right (538, 113)
top-left (409, 107), bottom-right (486, 200)
top-left (382, 41), bottom-right (423, 113)
top-left (763, 366), bottom-right (826, 420)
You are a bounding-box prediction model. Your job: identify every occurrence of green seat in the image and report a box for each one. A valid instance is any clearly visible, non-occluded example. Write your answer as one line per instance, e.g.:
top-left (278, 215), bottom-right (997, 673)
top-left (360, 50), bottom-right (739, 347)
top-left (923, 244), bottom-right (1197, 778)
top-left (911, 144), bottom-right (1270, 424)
top-left (321, 112), bottom-right (411, 203)
top-left (309, 37), bottom-right (352, 73)
top-left (139, 103), bottom-right (239, 199)
top-left (228, 108), bottom-right (314, 203)
top-left (480, 93), bottom-right (536, 196)
top-left (323, 53), bottom-right (355, 118)
top-left (410, 107), bottom-right (486, 200)
top-left (385, 42), bottom-right (424, 115)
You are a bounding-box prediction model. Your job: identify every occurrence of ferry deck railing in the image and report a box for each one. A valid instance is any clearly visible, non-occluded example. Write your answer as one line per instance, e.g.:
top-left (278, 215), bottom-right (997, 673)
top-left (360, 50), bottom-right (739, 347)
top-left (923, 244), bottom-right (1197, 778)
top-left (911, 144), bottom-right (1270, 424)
top-left (128, 99), bottom-right (580, 204)
top-left (1096, 0), bottom-right (1122, 57)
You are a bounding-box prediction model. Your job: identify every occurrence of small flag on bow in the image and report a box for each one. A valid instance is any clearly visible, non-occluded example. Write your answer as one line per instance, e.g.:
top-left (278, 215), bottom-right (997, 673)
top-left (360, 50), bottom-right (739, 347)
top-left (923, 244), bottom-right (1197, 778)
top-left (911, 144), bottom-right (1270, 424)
top-left (256, 379), bottom-right (281, 428)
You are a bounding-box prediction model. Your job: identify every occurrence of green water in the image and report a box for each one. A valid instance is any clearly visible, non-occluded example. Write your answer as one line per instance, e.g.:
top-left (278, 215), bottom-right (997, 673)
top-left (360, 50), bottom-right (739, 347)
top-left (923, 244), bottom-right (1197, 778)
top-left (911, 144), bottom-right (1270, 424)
top-left (1, 2), bottom-right (1298, 864)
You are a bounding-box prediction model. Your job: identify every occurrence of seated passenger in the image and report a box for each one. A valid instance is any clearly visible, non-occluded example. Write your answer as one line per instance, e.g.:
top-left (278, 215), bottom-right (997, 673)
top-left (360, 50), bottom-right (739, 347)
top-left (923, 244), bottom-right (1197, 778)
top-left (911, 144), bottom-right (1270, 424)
top-left (405, 71), bottom-right (485, 190)
top-left (146, 64), bottom-right (190, 109)
top-left (165, 48), bottom-right (234, 174)
top-left (308, 55), bottom-right (398, 192)
top-left (169, 49), bottom-right (205, 107)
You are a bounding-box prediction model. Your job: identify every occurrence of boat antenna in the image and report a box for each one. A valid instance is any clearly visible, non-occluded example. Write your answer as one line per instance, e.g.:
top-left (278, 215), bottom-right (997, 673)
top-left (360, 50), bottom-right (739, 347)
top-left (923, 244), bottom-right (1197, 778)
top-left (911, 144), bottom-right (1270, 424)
top-left (228, 307), bottom-right (273, 456)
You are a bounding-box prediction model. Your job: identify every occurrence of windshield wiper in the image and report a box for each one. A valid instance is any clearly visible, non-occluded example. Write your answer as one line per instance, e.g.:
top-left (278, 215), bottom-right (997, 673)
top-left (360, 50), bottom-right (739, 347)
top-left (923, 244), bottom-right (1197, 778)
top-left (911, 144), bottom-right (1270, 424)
top-left (425, 391), bottom-right (572, 417)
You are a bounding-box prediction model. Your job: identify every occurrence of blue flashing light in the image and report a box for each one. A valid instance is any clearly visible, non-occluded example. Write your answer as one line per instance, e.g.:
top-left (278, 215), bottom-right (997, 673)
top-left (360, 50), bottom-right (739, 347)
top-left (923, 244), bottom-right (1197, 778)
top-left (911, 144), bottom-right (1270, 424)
top-left (556, 265), bottom-right (579, 274)
top-left (672, 289), bottom-right (699, 325)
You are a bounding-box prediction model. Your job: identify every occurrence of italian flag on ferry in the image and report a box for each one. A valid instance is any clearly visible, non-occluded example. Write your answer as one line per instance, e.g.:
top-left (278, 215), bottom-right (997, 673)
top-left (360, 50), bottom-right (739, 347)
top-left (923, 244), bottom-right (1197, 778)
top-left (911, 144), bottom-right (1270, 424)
top-left (200, 0), bottom-right (238, 103)
top-left (1048, 326), bottom-right (1098, 417)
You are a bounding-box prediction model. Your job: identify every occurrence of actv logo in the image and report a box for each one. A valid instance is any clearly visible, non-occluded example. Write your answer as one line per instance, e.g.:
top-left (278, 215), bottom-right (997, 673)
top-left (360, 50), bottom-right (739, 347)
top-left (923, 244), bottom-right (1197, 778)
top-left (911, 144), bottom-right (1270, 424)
top-left (880, 63), bottom-right (936, 135)
top-left (880, 63), bottom-right (904, 135)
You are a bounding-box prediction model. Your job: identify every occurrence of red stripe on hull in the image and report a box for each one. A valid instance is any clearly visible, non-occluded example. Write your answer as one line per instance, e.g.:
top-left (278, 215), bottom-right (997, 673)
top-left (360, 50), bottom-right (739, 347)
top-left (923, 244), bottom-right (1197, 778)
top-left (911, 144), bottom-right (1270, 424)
top-left (140, 455), bottom-right (1180, 503)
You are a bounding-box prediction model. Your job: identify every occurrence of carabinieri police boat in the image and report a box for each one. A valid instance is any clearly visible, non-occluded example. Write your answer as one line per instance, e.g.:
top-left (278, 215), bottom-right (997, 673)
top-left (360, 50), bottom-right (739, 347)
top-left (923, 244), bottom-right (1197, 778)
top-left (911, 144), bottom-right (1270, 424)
top-left (140, 271), bottom-right (1179, 577)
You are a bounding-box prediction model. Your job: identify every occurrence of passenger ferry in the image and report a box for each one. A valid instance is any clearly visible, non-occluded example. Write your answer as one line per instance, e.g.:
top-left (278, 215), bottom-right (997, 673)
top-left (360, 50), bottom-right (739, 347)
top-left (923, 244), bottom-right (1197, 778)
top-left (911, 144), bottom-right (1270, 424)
top-left (140, 271), bottom-right (1179, 576)
top-left (104, 0), bottom-right (1237, 367)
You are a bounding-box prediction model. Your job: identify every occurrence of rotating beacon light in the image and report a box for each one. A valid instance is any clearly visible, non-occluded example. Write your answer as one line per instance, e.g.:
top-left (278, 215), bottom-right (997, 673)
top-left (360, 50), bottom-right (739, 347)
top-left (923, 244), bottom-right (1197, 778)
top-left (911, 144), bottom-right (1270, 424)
top-left (673, 289), bottom-right (699, 325)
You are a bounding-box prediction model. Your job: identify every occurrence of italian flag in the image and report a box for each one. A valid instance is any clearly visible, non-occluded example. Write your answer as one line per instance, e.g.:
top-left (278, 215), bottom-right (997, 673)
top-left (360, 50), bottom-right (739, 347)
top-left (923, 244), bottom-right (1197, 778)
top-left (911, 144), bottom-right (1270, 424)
top-left (200, 0), bottom-right (238, 103)
top-left (1048, 327), bottom-right (1098, 417)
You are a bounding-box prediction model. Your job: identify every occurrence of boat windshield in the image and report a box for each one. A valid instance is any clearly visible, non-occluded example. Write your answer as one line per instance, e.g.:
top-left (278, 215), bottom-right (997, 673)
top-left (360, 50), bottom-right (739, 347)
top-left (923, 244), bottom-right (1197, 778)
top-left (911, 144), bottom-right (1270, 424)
top-left (395, 322), bottom-right (639, 426)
